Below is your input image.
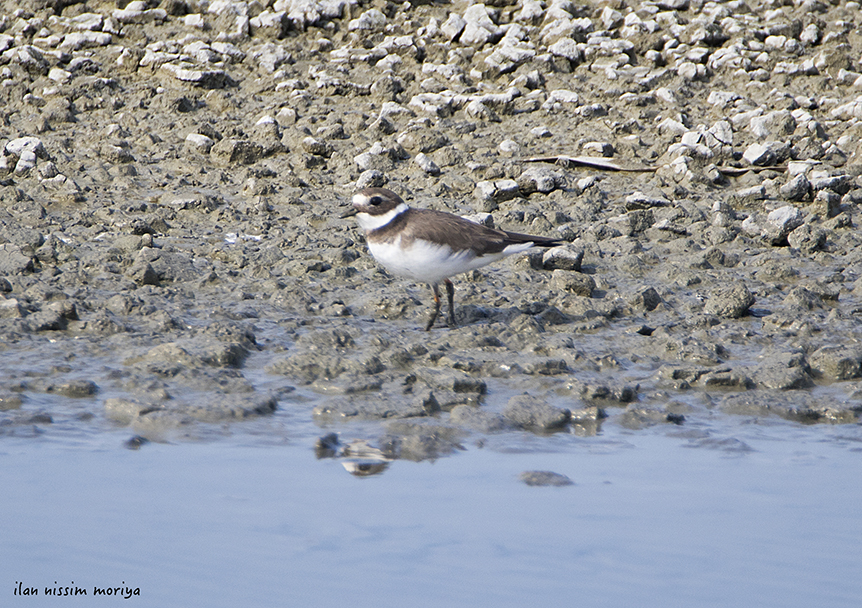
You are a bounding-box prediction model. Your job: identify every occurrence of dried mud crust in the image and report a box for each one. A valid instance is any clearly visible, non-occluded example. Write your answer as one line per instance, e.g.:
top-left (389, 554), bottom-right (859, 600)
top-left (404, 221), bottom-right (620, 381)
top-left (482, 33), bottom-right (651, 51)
top-left (1, 0), bottom-right (862, 455)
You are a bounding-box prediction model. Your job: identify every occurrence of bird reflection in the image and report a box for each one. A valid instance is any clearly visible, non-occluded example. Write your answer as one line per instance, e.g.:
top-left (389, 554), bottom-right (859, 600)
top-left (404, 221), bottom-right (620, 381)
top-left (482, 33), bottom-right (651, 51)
top-left (315, 433), bottom-right (392, 477)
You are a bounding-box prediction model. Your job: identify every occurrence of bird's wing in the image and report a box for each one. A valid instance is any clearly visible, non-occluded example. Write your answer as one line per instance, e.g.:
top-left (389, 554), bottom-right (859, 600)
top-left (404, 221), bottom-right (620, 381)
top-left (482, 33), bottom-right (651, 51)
top-left (400, 209), bottom-right (515, 256)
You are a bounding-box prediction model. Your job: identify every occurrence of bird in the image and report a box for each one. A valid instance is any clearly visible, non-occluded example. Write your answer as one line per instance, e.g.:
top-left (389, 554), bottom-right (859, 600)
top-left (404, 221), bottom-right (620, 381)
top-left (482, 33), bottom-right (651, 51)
top-left (351, 187), bottom-right (563, 330)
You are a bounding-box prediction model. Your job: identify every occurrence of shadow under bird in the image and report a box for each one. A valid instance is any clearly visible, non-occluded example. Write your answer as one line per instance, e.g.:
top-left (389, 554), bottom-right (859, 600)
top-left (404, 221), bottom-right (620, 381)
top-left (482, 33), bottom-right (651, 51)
top-left (351, 187), bottom-right (563, 330)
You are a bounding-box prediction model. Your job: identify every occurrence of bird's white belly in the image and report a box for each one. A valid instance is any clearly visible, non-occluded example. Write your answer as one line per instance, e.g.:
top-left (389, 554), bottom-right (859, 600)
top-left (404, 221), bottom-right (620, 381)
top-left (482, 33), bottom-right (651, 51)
top-left (368, 237), bottom-right (531, 284)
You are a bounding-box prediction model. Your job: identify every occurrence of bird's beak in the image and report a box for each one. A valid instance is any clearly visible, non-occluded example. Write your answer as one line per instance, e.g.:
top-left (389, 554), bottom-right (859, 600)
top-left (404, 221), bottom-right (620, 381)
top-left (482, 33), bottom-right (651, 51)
top-left (340, 206), bottom-right (358, 219)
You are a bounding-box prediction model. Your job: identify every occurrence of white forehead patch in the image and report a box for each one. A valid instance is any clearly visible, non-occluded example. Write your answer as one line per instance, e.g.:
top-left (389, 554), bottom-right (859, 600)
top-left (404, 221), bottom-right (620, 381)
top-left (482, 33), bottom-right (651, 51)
top-left (352, 192), bottom-right (373, 207)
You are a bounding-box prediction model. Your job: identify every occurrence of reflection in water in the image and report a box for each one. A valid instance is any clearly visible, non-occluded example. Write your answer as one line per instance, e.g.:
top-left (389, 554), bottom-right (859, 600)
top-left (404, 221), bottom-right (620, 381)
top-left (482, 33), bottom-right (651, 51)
top-left (315, 433), bottom-right (393, 477)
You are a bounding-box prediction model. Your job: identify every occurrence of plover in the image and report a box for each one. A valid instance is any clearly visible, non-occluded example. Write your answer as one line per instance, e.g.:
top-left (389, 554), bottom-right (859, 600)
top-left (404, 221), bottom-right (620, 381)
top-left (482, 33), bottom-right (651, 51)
top-left (351, 187), bottom-right (562, 330)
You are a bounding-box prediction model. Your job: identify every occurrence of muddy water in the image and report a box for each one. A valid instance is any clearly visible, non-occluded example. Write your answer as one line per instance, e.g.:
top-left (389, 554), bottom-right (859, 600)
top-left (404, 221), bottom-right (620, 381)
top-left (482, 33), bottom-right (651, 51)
top-left (2, 333), bottom-right (861, 607)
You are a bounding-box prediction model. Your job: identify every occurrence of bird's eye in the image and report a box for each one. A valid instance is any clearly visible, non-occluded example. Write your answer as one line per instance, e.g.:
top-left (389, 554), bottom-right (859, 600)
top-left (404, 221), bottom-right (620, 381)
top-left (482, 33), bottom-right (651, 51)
top-left (369, 196), bottom-right (382, 206)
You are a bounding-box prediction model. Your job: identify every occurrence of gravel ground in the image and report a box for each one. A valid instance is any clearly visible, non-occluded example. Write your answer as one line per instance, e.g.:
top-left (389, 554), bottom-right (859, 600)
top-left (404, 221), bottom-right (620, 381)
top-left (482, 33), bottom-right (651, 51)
top-left (1, 0), bottom-right (862, 461)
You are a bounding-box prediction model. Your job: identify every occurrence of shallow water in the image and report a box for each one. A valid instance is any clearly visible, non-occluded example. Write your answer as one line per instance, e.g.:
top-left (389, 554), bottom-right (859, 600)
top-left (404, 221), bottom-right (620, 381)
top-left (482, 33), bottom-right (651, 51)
top-left (3, 409), bottom-right (861, 608)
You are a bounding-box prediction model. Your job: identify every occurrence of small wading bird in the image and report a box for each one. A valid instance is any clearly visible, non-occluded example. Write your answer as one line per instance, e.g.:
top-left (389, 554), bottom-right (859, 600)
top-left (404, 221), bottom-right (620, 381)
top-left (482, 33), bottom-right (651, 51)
top-left (351, 187), bottom-right (563, 330)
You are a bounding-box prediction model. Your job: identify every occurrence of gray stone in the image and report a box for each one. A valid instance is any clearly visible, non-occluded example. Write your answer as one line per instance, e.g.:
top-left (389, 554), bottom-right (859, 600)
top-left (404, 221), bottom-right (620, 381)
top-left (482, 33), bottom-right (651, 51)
top-left (185, 134), bottom-right (214, 154)
top-left (780, 173), bottom-right (811, 201)
top-left (210, 139), bottom-right (265, 165)
top-left (631, 286), bottom-right (662, 311)
top-left (517, 167), bottom-right (563, 194)
top-left (503, 394), bottom-right (570, 430)
top-left (763, 205), bottom-right (804, 245)
top-left (519, 471), bottom-right (574, 486)
top-left (449, 405), bottom-right (510, 432)
top-left (542, 246), bottom-right (583, 271)
top-left (313, 389), bottom-right (439, 420)
top-left (415, 367), bottom-right (486, 394)
top-left (719, 390), bottom-right (855, 423)
top-left (743, 143), bottom-right (774, 166)
top-left (0, 245), bottom-right (34, 275)
top-left (787, 224), bottom-right (826, 253)
top-left (302, 137), bottom-right (333, 157)
top-left (809, 346), bottom-right (862, 381)
top-left (783, 286), bottom-right (823, 310)
top-left (703, 284), bottom-right (754, 318)
top-left (551, 270), bottom-right (595, 296)
top-left (414, 153), bottom-right (441, 175)
top-left (813, 189), bottom-right (841, 218)
top-left (473, 179), bottom-right (520, 211)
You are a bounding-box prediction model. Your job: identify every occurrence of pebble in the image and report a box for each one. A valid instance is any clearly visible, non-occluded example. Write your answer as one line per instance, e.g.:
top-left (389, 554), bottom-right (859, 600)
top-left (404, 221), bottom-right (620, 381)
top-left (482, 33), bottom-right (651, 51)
top-left (414, 153), bottom-right (440, 176)
top-left (503, 395), bottom-right (571, 431)
top-left (703, 284), bottom-right (755, 319)
top-left (551, 270), bottom-right (595, 297)
top-left (473, 179), bottom-right (520, 210)
top-left (519, 471), bottom-right (574, 487)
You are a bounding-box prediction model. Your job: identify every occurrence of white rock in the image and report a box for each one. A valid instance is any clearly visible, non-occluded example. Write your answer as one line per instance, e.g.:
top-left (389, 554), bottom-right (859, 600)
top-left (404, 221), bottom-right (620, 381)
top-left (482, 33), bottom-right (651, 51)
top-left (274, 0), bottom-right (353, 29)
top-left (211, 41), bottom-right (246, 62)
top-left (38, 161), bottom-right (58, 179)
top-left (677, 61), bottom-right (704, 80)
top-left (655, 87), bottom-right (677, 104)
top-left (730, 108), bottom-right (762, 129)
top-left (249, 10), bottom-right (288, 37)
top-left (48, 67), bottom-right (71, 83)
top-left (348, 8), bottom-right (386, 31)
top-left (210, 0), bottom-right (249, 15)
top-left (354, 142), bottom-right (399, 171)
top-left (377, 54), bottom-right (402, 71)
top-left (409, 92), bottom-right (455, 117)
top-left (275, 107), bottom-right (297, 125)
top-left (59, 31), bottom-right (112, 51)
top-left (737, 185), bottom-right (766, 200)
top-left (600, 6), bottom-right (623, 29)
top-left (518, 167), bottom-right (562, 194)
top-left (460, 4), bottom-right (501, 46)
top-left (548, 38), bottom-right (580, 62)
top-left (414, 152), bottom-right (440, 175)
top-left (112, 6), bottom-right (167, 23)
top-left (160, 62), bottom-right (226, 86)
top-left (766, 206), bottom-right (803, 231)
top-left (742, 143), bottom-right (773, 165)
top-left (14, 150), bottom-right (38, 174)
top-left (708, 120), bottom-right (733, 146)
top-left (799, 23), bottom-right (820, 45)
top-left (583, 141), bottom-right (613, 157)
top-left (576, 176), bottom-right (597, 192)
top-left (184, 13), bottom-right (206, 28)
top-left (764, 35), bottom-right (786, 49)
top-left (66, 13), bottom-right (104, 30)
top-left (657, 117), bottom-right (687, 136)
top-left (707, 90), bottom-right (741, 108)
top-left (465, 99), bottom-right (499, 122)
top-left (830, 96), bottom-right (862, 120)
top-left (787, 160), bottom-right (820, 176)
top-left (441, 13), bottom-right (466, 40)
top-left (6, 136), bottom-right (46, 159)
top-left (741, 215), bottom-right (761, 235)
top-left (499, 139), bottom-right (520, 154)
top-left (749, 110), bottom-right (795, 140)
top-left (185, 133), bottom-right (214, 153)
top-left (516, 0), bottom-right (545, 22)
top-left (250, 42), bottom-right (289, 72)
top-left (474, 179), bottom-right (520, 208)
top-left (542, 89), bottom-right (579, 111)
top-left (379, 101), bottom-right (413, 120)
top-left (183, 41), bottom-right (220, 63)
